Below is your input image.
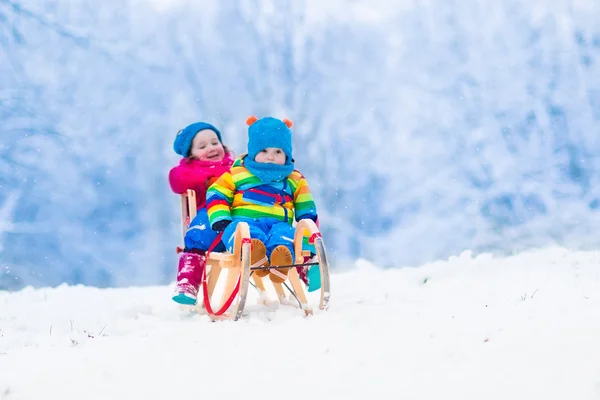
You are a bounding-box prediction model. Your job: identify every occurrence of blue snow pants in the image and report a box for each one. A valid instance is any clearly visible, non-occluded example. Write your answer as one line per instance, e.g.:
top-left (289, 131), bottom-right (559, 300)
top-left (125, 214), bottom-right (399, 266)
top-left (184, 208), bottom-right (226, 252)
top-left (222, 217), bottom-right (295, 259)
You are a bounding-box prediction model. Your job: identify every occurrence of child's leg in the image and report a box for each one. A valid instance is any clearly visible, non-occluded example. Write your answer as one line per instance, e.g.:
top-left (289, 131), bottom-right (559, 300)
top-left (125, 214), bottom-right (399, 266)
top-left (184, 208), bottom-right (225, 252)
top-left (221, 219), bottom-right (270, 276)
top-left (173, 251), bottom-right (206, 305)
top-left (220, 219), bottom-right (268, 253)
top-left (265, 222), bottom-right (296, 259)
top-left (265, 222), bottom-right (296, 283)
top-left (173, 208), bottom-right (222, 305)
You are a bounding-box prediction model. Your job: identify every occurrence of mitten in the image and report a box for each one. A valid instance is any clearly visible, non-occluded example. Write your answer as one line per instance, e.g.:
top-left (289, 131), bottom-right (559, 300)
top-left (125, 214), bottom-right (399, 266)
top-left (205, 176), bottom-right (218, 188)
top-left (298, 215), bottom-right (319, 227)
top-left (212, 219), bottom-right (232, 232)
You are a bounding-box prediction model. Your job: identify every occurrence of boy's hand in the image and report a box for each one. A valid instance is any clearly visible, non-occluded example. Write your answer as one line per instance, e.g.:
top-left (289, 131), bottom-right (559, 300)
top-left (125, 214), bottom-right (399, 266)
top-left (212, 220), bottom-right (232, 232)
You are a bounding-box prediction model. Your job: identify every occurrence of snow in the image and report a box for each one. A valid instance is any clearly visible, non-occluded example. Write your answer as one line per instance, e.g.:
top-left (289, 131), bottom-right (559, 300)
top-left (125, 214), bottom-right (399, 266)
top-left (2, 246), bottom-right (600, 399)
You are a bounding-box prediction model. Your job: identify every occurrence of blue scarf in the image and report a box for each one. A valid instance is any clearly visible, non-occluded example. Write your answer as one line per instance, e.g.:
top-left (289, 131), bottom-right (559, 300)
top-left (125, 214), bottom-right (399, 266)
top-left (244, 157), bottom-right (294, 183)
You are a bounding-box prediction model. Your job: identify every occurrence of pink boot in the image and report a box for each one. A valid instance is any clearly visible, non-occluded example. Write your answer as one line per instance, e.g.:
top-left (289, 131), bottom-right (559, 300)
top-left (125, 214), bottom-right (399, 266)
top-left (172, 252), bottom-right (206, 305)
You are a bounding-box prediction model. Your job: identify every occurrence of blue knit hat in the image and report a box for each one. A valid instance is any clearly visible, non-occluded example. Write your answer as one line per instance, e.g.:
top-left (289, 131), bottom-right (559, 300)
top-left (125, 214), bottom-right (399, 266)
top-left (246, 116), bottom-right (293, 161)
top-left (173, 122), bottom-right (222, 157)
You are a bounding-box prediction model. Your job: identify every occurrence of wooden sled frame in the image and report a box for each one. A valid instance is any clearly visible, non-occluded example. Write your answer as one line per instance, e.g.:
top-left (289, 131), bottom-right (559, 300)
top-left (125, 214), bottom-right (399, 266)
top-left (179, 189), bottom-right (330, 321)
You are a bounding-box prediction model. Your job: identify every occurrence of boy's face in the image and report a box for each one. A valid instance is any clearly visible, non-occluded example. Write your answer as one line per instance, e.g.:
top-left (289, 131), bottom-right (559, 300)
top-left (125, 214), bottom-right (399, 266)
top-left (189, 129), bottom-right (225, 161)
top-left (254, 147), bottom-right (286, 165)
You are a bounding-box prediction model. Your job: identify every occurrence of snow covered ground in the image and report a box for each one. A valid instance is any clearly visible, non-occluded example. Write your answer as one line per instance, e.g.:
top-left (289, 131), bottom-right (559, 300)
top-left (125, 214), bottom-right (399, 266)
top-left (2, 246), bottom-right (600, 400)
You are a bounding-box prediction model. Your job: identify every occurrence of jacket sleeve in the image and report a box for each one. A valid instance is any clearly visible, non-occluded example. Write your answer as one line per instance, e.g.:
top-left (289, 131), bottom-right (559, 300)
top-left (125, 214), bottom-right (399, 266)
top-left (206, 170), bottom-right (236, 228)
top-left (293, 176), bottom-right (318, 223)
top-left (168, 163), bottom-right (211, 194)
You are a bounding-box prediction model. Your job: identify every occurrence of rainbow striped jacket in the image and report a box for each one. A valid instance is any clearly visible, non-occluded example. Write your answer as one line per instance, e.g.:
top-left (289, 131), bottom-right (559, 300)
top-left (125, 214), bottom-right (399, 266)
top-left (206, 156), bottom-right (318, 228)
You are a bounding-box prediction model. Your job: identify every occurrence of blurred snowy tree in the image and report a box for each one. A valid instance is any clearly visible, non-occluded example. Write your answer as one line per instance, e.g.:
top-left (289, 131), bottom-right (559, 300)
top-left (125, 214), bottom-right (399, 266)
top-left (1, 0), bottom-right (600, 289)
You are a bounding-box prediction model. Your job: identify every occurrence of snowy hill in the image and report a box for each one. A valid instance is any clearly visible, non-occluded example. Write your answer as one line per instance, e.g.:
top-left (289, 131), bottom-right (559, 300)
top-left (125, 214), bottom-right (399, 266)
top-left (2, 246), bottom-right (599, 399)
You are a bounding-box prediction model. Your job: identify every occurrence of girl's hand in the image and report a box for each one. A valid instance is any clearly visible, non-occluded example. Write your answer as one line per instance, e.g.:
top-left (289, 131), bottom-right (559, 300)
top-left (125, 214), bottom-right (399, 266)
top-left (205, 176), bottom-right (218, 188)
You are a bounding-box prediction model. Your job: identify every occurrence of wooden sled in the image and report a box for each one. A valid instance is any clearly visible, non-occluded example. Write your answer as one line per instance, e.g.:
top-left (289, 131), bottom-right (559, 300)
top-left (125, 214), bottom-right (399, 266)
top-left (178, 189), bottom-right (331, 321)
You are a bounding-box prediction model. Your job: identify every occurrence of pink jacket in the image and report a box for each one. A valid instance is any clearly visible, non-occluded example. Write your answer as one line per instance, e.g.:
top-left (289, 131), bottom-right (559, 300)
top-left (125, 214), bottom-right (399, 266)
top-left (169, 152), bottom-right (234, 209)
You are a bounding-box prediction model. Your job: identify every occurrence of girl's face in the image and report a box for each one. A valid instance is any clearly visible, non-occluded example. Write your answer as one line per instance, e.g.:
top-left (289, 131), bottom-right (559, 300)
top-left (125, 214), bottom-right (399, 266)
top-left (254, 147), bottom-right (286, 165)
top-left (189, 129), bottom-right (225, 161)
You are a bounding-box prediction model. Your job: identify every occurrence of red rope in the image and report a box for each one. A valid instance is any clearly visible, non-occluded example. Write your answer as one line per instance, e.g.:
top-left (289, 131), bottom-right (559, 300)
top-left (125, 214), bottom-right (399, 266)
top-left (201, 231), bottom-right (242, 317)
top-left (206, 231), bottom-right (224, 254)
top-left (202, 267), bottom-right (240, 316)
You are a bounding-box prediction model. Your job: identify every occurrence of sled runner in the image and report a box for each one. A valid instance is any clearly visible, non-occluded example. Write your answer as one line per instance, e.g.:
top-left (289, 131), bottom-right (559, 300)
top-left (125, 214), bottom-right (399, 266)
top-left (177, 189), bottom-right (331, 321)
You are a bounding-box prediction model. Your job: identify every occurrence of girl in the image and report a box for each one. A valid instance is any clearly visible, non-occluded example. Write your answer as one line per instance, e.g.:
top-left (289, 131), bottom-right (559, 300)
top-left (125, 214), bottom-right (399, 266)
top-left (206, 116), bottom-right (319, 285)
top-left (169, 121), bottom-right (234, 304)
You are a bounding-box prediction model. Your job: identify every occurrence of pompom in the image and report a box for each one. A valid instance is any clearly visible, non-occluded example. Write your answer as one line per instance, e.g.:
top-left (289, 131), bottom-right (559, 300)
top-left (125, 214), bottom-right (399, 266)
top-left (246, 116), bottom-right (258, 126)
top-left (282, 118), bottom-right (293, 128)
